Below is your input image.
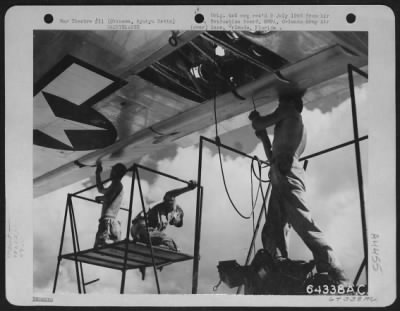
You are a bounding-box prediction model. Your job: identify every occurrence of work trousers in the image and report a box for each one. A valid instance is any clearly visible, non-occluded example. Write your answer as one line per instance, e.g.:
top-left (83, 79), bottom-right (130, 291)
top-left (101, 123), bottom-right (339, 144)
top-left (94, 217), bottom-right (121, 247)
top-left (262, 158), bottom-right (342, 274)
top-left (131, 217), bottom-right (178, 251)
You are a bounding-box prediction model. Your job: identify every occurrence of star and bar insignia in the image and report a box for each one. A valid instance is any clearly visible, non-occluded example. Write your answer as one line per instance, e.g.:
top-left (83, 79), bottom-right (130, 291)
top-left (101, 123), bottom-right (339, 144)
top-left (34, 55), bottom-right (126, 151)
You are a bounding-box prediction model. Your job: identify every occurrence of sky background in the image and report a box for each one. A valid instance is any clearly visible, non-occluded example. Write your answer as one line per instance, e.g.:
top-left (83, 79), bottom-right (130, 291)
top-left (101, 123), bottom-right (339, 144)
top-left (33, 83), bottom-right (368, 295)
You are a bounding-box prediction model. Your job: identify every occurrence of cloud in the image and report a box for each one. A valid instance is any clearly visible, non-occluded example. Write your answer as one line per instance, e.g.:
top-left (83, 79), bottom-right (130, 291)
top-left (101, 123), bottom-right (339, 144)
top-left (33, 85), bottom-right (368, 294)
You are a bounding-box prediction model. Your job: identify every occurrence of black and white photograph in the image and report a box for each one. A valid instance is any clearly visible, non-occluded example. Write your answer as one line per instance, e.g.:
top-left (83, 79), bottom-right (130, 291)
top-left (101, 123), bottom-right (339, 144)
top-left (5, 5), bottom-right (396, 307)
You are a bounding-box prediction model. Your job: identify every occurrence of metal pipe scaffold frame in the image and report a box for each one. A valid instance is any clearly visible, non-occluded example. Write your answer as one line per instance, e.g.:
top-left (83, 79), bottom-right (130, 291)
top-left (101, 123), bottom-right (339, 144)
top-left (192, 64), bottom-right (368, 294)
top-left (192, 135), bottom-right (271, 294)
top-left (347, 64), bottom-right (368, 286)
top-left (53, 64), bottom-right (368, 295)
top-left (53, 163), bottom-right (199, 294)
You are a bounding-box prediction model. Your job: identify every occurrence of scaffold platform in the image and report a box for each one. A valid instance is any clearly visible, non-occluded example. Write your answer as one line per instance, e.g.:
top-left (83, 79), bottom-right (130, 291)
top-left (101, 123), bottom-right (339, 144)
top-left (62, 240), bottom-right (194, 271)
top-left (53, 163), bottom-right (203, 294)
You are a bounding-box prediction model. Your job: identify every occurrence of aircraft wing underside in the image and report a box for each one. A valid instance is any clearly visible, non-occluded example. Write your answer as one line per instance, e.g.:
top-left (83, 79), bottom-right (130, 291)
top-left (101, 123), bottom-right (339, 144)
top-left (33, 30), bottom-right (368, 197)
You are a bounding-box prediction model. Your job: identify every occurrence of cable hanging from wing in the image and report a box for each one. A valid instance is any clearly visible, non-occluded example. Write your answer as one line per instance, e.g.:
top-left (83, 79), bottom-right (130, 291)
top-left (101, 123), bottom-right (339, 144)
top-left (249, 155), bottom-right (271, 258)
top-left (214, 88), bottom-right (256, 219)
top-left (250, 156), bottom-right (263, 256)
top-left (250, 95), bottom-right (270, 183)
top-left (250, 95), bottom-right (271, 224)
top-left (247, 98), bottom-right (271, 223)
top-left (251, 156), bottom-right (269, 183)
top-left (211, 47), bottom-right (268, 220)
top-left (250, 153), bottom-right (271, 251)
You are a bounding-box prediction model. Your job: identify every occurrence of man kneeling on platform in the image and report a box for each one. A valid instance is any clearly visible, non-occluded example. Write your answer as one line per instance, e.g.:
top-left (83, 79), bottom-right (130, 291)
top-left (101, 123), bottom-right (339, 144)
top-left (94, 162), bottom-right (127, 248)
top-left (130, 180), bottom-right (197, 251)
top-left (131, 180), bottom-right (197, 280)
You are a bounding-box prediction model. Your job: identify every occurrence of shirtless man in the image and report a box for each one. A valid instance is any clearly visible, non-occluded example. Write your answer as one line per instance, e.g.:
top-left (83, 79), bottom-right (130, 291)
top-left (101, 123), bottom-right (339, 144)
top-left (249, 92), bottom-right (347, 284)
top-left (131, 180), bottom-right (197, 251)
top-left (131, 181), bottom-right (197, 280)
top-left (94, 162), bottom-right (127, 247)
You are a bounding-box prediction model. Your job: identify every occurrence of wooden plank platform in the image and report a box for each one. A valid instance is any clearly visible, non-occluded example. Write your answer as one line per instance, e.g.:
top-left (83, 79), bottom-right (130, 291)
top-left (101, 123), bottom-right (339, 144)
top-left (62, 240), bottom-right (193, 270)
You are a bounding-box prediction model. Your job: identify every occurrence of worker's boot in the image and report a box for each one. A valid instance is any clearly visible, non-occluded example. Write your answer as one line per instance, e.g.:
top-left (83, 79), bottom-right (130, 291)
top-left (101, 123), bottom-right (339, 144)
top-left (94, 218), bottom-right (115, 247)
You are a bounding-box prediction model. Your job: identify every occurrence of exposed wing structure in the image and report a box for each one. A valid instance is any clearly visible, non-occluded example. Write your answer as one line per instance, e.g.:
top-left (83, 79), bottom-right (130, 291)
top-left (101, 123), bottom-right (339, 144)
top-left (33, 31), bottom-right (368, 197)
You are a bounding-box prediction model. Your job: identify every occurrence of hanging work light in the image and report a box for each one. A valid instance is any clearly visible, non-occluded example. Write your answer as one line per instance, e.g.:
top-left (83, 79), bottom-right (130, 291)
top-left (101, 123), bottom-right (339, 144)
top-left (189, 63), bottom-right (214, 83)
top-left (190, 65), bottom-right (202, 79)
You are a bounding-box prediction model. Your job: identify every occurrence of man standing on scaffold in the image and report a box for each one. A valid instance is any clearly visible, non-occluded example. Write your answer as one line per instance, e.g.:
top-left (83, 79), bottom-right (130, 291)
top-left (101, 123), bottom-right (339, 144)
top-left (93, 162), bottom-right (127, 247)
top-left (249, 90), bottom-right (347, 285)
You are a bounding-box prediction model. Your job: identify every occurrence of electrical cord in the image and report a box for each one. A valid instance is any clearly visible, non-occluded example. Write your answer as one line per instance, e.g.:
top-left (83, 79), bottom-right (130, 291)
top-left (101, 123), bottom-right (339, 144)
top-left (250, 97), bottom-right (271, 221)
top-left (250, 171), bottom-right (271, 258)
top-left (214, 100), bottom-right (267, 220)
top-left (259, 175), bottom-right (269, 221)
top-left (250, 154), bottom-right (272, 257)
top-left (216, 138), bottom-right (256, 219)
top-left (212, 48), bottom-right (258, 220)
top-left (251, 156), bottom-right (270, 183)
top-left (250, 159), bottom-right (263, 211)
top-left (250, 95), bottom-right (270, 182)
top-left (212, 49), bottom-right (271, 221)
top-left (250, 159), bottom-right (263, 256)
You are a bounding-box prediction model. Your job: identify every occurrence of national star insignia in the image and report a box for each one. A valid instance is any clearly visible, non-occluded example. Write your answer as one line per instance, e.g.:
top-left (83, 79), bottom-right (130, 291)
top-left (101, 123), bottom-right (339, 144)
top-left (34, 91), bottom-right (107, 148)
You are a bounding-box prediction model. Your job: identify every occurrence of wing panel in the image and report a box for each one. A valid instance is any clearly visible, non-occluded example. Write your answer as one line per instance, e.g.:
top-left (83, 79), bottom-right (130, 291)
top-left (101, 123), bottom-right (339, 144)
top-left (33, 31), bottom-right (368, 197)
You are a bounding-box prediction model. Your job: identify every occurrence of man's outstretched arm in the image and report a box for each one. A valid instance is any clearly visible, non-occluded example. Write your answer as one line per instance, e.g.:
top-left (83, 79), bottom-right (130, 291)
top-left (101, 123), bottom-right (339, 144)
top-left (164, 180), bottom-right (197, 200)
top-left (96, 163), bottom-right (106, 194)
